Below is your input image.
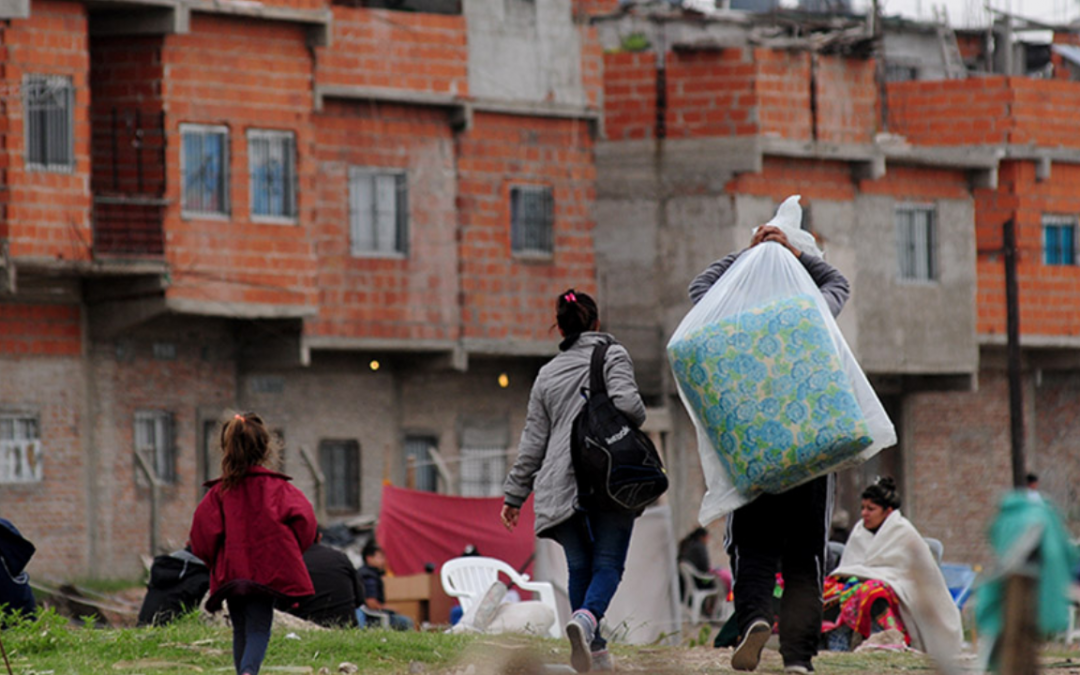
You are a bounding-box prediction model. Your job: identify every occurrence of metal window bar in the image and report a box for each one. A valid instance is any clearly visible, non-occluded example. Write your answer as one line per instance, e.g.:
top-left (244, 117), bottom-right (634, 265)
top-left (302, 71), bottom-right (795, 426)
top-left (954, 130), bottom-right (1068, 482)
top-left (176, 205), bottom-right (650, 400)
top-left (511, 186), bottom-right (554, 254)
top-left (25, 75), bottom-right (73, 170)
top-left (404, 437), bottom-right (438, 492)
top-left (182, 128), bottom-right (227, 215)
top-left (250, 131), bottom-right (296, 219)
top-left (1042, 216), bottom-right (1077, 266)
top-left (459, 446), bottom-right (506, 497)
top-left (319, 440), bottom-right (360, 511)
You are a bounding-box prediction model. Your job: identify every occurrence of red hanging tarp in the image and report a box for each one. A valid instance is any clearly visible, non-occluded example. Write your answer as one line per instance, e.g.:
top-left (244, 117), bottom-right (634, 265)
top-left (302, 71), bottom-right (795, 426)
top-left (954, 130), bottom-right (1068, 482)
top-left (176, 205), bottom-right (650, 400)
top-left (375, 484), bottom-right (536, 577)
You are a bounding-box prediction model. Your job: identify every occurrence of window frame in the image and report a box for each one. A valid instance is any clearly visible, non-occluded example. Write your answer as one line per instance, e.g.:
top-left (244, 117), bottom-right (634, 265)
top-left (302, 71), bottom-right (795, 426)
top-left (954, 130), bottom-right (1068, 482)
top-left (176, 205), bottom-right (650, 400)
top-left (23, 74), bottom-right (75, 172)
top-left (134, 410), bottom-right (177, 485)
top-left (459, 445), bottom-right (507, 498)
top-left (403, 435), bottom-right (439, 493)
top-left (348, 166), bottom-right (409, 258)
top-left (1042, 214), bottom-right (1077, 266)
top-left (0, 412), bottom-right (43, 484)
top-left (318, 439), bottom-right (361, 513)
top-left (510, 184), bottom-right (555, 258)
top-left (180, 123), bottom-right (231, 219)
top-left (895, 203), bottom-right (937, 283)
top-left (247, 128), bottom-right (298, 224)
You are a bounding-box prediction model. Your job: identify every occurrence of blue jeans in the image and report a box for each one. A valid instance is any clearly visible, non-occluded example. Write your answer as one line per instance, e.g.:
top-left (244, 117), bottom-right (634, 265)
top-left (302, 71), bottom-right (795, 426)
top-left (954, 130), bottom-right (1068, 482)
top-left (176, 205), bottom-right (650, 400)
top-left (547, 509), bottom-right (636, 651)
top-left (356, 607), bottom-right (414, 631)
top-left (229, 595), bottom-right (274, 675)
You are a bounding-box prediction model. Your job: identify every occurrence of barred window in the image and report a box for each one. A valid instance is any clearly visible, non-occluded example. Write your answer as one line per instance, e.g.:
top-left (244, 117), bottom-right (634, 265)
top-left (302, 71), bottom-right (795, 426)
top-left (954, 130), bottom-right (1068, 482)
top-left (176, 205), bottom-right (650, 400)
top-left (24, 75), bottom-right (74, 171)
top-left (181, 124), bottom-right (229, 216)
top-left (135, 410), bottom-right (176, 484)
top-left (248, 129), bottom-right (297, 221)
top-left (1043, 215), bottom-right (1076, 266)
top-left (0, 414), bottom-right (42, 483)
top-left (349, 168), bottom-right (407, 256)
top-left (403, 435), bottom-right (438, 492)
top-left (896, 205), bottom-right (936, 281)
top-left (319, 439), bottom-right (360, 512)
top-left (510, 185), bottom-right (554, 256)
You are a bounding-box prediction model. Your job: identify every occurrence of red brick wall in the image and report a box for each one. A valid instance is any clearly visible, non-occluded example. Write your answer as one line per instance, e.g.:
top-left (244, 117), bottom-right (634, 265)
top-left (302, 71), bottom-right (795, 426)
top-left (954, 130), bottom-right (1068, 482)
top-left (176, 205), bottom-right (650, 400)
top-left (309, 101), bottom-right (459, 342)
top-left (726, 156), bottom-right (855, 202)
top-left (3, 0), bottom-right (92, 262)
top-left (88, 333), bottom-right (235, 578)
top-left (755, 49), bottom-right (811, 141)
top-left (906, 369), bottom-right (1015, 565)
top-left (89, 36), bottom-right (166, 255)
top-left (457, 113), bottom-right (596, 342)
top-left (667, 48), bottom-right (759, 139)
top-left (604, 48), bottom-right (874, 143)
top-left (161, 15), bottom-right (318, 309)
top-left (858, 164), bottom-right (970, 201)
top-left (317, 7), bottom-right (467, 96)
top-left (1009, 79), bottom-right (1080, 147)
top-left (976, 161), bottom-right (1080, 339)
top-left (0, 302), bottom-right (81, 356)
top-left (887, 77), bottom-right (1014, 146)
top-left (0, 353), bottom-right (88, 579)
top-left (602, 51), bottom-right (656, 141)
top-left (574, 0), bottom-right (619, 16)
top-left (580, 24), bottom-right (603, 109)
top-left (815, 55), bottom-right (876, 145)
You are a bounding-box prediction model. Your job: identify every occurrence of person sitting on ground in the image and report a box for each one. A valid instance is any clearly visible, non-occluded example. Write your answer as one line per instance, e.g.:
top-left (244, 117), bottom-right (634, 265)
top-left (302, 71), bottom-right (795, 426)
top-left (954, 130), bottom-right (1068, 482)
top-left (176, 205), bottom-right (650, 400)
top-left (137, 546), bottom-right (210, 627)
top-left (280, 529), bottom-right (362, 628)
top-left (823, 477), bottom-right (962, 659)
top-left (356, 541), bottom-right (413, 631)
top-left (0, 518), bottom-right (37, 621)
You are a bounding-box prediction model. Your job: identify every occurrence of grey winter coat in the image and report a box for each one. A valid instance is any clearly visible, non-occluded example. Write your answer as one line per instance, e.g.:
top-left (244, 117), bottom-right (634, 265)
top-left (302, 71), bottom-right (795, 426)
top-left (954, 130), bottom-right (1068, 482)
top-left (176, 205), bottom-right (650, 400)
top-left (503, 332), bottom-right (647, 536)
top-left (688, 250), bottom-right (850, 317)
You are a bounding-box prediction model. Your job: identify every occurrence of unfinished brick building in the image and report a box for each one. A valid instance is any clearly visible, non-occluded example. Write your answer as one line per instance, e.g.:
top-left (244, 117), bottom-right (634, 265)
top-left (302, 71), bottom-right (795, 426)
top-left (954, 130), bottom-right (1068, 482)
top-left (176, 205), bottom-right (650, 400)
top-left (0, 0), bottom-right (604, 579)
top-left (593, 5), bottom-right (1080, 563)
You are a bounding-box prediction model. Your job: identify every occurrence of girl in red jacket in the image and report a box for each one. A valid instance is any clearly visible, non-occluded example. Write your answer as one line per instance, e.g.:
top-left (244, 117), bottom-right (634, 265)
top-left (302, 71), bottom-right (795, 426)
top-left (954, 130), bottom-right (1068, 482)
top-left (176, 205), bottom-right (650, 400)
top-left (190, 412), bottom-right (317, 675)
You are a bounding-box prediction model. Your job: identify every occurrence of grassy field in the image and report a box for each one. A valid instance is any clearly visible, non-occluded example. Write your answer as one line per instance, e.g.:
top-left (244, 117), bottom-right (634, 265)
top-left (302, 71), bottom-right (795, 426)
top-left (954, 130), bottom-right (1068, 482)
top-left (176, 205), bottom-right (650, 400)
top-left (3, 608), bottom-right (1077, 675)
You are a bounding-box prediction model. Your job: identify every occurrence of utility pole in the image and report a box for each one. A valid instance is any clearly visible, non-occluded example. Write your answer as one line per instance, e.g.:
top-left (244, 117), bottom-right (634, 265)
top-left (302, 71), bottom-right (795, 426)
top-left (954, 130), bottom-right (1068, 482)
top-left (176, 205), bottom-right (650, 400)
top-left (1003, 218), bottom-right (1025, 488)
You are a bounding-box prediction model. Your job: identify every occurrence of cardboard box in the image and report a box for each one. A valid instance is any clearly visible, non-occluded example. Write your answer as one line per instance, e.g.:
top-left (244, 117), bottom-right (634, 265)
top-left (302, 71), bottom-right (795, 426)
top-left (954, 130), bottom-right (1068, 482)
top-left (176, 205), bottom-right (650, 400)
top-left (384, 574), bottom-right (430, 602)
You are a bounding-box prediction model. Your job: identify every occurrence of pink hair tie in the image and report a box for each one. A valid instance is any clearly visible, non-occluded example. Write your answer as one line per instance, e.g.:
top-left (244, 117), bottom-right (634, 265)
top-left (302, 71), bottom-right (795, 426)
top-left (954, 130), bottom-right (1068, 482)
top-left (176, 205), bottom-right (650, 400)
top-left (234, 414), bottom-right (245, 422)
top-left (565, 292), bottom-right (577, 303)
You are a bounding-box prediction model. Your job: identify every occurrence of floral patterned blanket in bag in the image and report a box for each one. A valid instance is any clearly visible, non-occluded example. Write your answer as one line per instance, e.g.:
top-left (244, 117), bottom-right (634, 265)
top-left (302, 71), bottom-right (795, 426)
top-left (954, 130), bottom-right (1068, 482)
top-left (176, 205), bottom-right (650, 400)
top-left (669, 294), bottom-right (872, 496)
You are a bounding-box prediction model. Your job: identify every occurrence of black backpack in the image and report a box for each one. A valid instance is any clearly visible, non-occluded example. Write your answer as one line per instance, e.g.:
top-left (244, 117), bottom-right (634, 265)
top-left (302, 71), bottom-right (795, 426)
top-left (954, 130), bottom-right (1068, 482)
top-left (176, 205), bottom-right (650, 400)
top-left (570, 341), bottom-right (669, 512)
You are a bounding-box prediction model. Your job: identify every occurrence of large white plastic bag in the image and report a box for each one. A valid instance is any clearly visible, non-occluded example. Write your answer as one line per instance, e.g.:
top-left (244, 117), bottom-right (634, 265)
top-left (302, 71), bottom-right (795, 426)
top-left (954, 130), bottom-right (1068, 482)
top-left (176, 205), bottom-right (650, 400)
top-left (667, 243), bottom-right (896, 525)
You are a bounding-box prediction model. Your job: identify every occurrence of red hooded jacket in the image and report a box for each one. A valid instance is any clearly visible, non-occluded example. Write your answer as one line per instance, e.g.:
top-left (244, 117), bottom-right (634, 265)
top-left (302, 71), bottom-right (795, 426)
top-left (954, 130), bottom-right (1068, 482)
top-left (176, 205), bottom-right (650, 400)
top-left (189, 466), bottom-right (317, 610)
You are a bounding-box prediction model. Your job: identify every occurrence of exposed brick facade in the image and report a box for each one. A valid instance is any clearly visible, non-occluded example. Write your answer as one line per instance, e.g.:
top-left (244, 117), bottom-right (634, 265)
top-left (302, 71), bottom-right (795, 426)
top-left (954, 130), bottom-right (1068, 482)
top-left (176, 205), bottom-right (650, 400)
top-left (160, 15), bottom-right (320, 310)
top-left (0, 302), bottom-right (81, 356)
top-left (2, 0), bottom-right (92, 262)
top-left (309, 100), bottom-right (459, 342)
top-left (317, 7), bottom-right (468, 96)
top-left (456, 113), bottom-right (597, 343)
top-left (603, 47), bottom-right (877, 144)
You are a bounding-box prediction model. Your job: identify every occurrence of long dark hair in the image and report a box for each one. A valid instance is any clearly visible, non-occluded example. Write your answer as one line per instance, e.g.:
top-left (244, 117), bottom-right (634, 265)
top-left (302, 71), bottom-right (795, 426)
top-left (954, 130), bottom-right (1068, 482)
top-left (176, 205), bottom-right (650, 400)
top-left (862, 476), bottom-right (901, 510)
top-left (220, 411), bottom-right (272, 491)
top-left (556, 288), bottom-right (599, 340)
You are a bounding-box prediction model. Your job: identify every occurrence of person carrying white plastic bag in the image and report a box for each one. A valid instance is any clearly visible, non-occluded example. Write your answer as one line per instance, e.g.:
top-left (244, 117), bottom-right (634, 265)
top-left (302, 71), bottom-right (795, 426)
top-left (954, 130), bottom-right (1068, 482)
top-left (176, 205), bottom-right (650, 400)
top-left (669, 195), bottom-right (896, 674)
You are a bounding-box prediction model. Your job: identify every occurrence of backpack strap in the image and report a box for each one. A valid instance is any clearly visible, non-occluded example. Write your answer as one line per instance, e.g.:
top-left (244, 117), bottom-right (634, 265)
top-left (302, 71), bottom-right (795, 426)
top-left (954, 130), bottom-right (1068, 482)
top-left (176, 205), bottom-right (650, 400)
top-left (589, 341), bottom-right (612, 398)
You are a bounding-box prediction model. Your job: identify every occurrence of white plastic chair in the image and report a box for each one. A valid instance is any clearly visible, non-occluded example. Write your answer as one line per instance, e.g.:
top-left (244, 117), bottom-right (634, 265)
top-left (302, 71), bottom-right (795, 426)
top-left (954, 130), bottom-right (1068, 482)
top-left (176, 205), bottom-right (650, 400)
top-left (440, 556), bottom-right (562, 638)
top-left (679, 561), bottom-right (725, 625)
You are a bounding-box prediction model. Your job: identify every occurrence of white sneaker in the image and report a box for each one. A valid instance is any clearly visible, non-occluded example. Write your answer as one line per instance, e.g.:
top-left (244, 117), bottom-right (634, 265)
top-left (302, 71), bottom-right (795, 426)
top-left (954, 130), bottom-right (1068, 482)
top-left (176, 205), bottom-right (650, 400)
top-left (731, 619), bottom-right (771, 672)
top-left (591, 649), bottom-right (614, 672)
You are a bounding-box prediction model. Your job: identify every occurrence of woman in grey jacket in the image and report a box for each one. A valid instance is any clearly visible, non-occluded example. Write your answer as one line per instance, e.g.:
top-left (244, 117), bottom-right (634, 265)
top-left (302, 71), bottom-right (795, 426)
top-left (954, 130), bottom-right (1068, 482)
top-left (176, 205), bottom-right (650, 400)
top-left (501, 289), bottom-right (647, 674)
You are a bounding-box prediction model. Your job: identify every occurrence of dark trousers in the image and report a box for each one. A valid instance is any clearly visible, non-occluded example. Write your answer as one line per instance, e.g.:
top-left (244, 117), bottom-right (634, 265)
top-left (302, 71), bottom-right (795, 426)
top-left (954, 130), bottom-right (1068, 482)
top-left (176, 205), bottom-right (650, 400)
top-left (725, 474), bottom-right (832, 666)
top-left (230, 594), bottom-right (275, 675)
